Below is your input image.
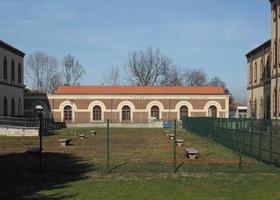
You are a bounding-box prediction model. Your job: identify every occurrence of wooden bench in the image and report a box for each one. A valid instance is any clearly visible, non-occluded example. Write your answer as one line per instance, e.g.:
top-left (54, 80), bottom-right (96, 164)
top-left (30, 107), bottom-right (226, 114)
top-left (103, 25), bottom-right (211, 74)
top-left (90, 130), bottom-right (97, 135)
top-left (59, 139), bottom-right (72, 146)
top-left (164, 130), bottom-right (170, 135)
top-left (79, 134), bottom-right (85, 139)
top-left (166, 133), bottom-right (175, 140)
top-left (26, 147), bottom-right (42, 156)
top-left (176, 139), bottom-right (184, 147)
top-left (184, 148), bottom-right (199, 159)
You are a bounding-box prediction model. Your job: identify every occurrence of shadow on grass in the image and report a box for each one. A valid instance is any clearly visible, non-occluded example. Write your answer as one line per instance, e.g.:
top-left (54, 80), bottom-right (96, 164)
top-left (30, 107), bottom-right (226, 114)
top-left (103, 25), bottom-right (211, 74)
top-left (0, 152), bottom-right (94, 200)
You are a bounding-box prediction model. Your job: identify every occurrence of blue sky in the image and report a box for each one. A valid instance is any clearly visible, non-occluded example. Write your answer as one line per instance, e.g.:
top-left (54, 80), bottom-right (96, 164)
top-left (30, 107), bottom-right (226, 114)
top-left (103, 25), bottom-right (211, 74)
top-left (0, 0), bottom-right (271, 102)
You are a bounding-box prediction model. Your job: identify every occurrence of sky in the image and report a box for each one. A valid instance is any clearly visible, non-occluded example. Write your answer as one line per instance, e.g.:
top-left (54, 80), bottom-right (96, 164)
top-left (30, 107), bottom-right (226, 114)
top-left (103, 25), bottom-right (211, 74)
top-left (0, 0), bottom-right (271, 103)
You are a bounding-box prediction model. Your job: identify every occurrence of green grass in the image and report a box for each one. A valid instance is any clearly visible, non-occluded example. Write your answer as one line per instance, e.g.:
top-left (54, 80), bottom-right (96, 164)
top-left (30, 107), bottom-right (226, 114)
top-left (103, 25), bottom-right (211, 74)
top-left (34, 174), bottom-right (280, 200)
top-left (0, 127), bottom-right (279, 199)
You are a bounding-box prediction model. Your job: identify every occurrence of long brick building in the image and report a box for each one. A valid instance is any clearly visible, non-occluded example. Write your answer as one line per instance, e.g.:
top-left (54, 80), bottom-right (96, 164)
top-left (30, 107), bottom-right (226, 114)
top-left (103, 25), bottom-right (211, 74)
top-left (25, 86), bottom-right (229, 125)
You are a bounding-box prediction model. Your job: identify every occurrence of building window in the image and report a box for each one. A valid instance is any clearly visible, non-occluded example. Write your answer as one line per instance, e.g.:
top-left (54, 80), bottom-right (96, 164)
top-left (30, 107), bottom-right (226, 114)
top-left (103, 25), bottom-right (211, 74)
top-left (273, 4), bottom-right (277, 21)
top-left (122, 105), bottom-right (131, 121)
top-left (249, 64), bottom-right (253, 85)
top-left (180, 106), bottom-right (189, 120)
top-left (92, 105), bottom-right (101, 121)
top-left (274, 41), bottom-right (277, 67)
top-left (260, 59), bottom-right (264, 82)
top-left (273, 88), bottom-right (277, 117)
top-left (4, 97), bottom-right (8, 116)
top-left (266, 55), bottom-right (271, 79)
top-left (3, 56), bottom-right (7, 81)
top-left (151, 105), bottom-right (160, 119)
top-left (18, 62), bottom-right (22, 83)
top-left (11, 60), bottom-right (15, 82)
top-left (18, 98), bottom-right (22, 116)
top-left (63, 105), bottom-right (72, 121)
top-left (208, 106), bottom-right (217, 118)
top-left (11, 98), bottom-right (15, 116)
top-left (254, 62), bottom-right (258, 83)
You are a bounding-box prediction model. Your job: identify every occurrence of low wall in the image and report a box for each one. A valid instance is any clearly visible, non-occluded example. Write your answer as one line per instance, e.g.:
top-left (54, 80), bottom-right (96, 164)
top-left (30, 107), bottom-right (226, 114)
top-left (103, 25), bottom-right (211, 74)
top-left (66, 121), bottom-right (164, 128)
top-left (0, 126), bottom-right (39, 137)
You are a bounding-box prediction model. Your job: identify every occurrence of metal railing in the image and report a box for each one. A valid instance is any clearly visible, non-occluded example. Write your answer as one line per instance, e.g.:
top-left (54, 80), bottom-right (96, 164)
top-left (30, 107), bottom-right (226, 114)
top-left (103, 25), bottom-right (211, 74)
top-left (0, 116), bottom-right (39, 128)
top-left (182, 117), bottom-right (280, 167)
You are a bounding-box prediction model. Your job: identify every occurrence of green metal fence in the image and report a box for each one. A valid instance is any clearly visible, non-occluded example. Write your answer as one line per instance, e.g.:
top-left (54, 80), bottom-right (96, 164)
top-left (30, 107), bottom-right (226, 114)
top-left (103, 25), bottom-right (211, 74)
top-left (182, 117), bottom-right (280, 167)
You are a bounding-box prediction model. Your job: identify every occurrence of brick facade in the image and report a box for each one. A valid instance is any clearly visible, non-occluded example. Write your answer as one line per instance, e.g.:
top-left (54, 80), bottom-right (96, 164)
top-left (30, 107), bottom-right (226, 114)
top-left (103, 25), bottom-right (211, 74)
top-left (25, 87), bottom-right (229, 123)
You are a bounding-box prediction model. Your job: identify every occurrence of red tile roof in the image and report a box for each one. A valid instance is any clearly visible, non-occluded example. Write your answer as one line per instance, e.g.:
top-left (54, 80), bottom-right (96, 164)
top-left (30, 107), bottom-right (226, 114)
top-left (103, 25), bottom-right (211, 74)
top-left (54, 86), bottom-right (225, 95)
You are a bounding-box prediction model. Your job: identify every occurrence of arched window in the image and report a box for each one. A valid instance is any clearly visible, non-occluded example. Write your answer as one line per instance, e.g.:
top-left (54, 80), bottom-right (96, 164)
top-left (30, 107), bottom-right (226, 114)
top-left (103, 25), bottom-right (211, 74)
top-left (254, 62), bottom-right (258, 83)
top-left (4, 97), bottom-right (8, 116)
top-left (273, 88), bottom-right (277, 117)
top-left (151, 105), bottom-right (160, 119)
top-left (260, 59), bottom-right (264, 82)
top-left (208, 106), bottom-right (217, 118)
top-left (249, 64), bottom-right (253, 85)
top-left (18, 98), bottom-right (22, 116)
top-left (274, 40), bottom-right (277, 67)
top-left (63, 105), bottom-right (72, 121)
top-left (180, 106), bottom-right (188, 120)
top-left (122, 105), bottom-right (131, 121)
top-left (3, 56), bottom-right (7, 81)
top-left (266, 55), bottom-right (271, 80)
top-left (92, 105), bottom-right (101, 121)
top-left (18, 62), bottom-right (22, 83)
top-left (11, 98), bottom-right (15, 116)
top-left (11, 60), bottom-right (15, 82)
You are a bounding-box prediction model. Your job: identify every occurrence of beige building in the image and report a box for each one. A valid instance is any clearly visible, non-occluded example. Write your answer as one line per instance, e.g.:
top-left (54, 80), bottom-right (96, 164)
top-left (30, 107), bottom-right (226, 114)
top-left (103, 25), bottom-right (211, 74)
top-left (0, 40), bottom-right (25, 117)
top-left (24, 86), bottom-right (229, 125)
top-left (246, 0), bottom-right (280, 119)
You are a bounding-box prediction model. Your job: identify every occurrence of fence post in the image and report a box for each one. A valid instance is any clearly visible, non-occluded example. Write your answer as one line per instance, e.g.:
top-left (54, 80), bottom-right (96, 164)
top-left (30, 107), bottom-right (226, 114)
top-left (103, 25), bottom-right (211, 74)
top-left (269, 120), bottom-right (273, 164)
top-left (173, 119), bottom-right (177, 173)
top-left (258, 120), bottom-right (263, 161)
top-left (249, 119), bottom-right (253, 155)
top-left (238, 120), bottom-right (243, 170)
top-left (106, 119), bottom-right (110, 173)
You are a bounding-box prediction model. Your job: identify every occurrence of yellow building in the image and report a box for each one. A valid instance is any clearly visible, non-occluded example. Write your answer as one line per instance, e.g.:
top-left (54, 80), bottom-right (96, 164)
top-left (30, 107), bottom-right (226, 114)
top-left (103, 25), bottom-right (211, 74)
top-left (246, 0), bottom-right (280, 119)
top-left (0, 40), bottom-right (25, 117)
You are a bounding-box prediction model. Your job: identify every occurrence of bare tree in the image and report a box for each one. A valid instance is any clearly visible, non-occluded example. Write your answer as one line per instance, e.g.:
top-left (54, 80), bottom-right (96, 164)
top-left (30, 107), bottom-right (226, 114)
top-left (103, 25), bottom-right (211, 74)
top-left (161, 66), bottom-right (183, 86)
top-left (126, 47), bottom-right (175, 86)
top-left (184, 68), bottom-right (207, 86)
top-left (25, 52), bottom-right (61, 93)
top-left (208, 76), bottom-right (226, 88)
top-left (63, 54), bottom-right (85, 85)
top-left (103, 66), bottom-right (120, 86)
top-left (209, 76), bottom-right (235, 104)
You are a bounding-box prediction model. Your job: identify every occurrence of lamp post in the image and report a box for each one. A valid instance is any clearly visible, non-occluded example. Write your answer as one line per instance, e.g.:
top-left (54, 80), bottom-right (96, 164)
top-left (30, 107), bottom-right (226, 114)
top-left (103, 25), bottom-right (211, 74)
top-left (70, 100), bottom-right (77, 138)
top-left (35, 105), bottom-right (43, 174)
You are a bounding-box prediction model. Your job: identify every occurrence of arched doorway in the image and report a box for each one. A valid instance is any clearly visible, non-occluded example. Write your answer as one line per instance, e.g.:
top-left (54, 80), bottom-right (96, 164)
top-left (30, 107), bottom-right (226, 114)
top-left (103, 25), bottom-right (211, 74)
top-left (180, 106), bottom-right (188, 120)
top-left (122, 105), bottom-right (131, 121)
top-left (63, 105), bottom-right (73, 121)
top-left (208, 106), bottom-right (217, 118)
top-left (151, 105), bottom-right (160, 120)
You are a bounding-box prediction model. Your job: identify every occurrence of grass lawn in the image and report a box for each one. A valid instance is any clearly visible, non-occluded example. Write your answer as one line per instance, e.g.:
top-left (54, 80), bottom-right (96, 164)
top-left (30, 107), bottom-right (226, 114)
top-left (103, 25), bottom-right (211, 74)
top-left (0, 127), bottom-right (279, 199)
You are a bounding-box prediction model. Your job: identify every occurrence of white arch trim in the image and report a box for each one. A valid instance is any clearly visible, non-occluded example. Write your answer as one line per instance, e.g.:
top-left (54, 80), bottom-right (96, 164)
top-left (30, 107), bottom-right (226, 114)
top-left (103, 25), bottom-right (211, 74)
top-left (59, 100), bottom-right (77, 122)
top-left (88, 101), bottom-right (106, 122)
top-left (175, 101), bottom-right (194, 120)
top-left (146, 101), bottom-right (164, 120)
top-left (204, 101), bottom-right (222, 117)
top-left (117, 101), bottom-right (136, 122)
